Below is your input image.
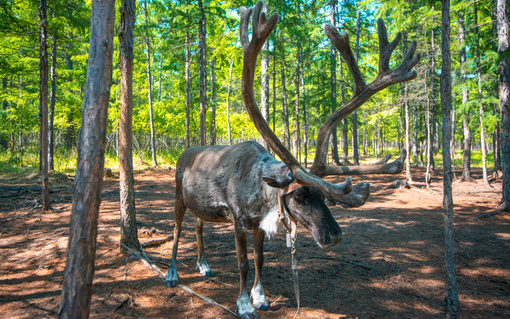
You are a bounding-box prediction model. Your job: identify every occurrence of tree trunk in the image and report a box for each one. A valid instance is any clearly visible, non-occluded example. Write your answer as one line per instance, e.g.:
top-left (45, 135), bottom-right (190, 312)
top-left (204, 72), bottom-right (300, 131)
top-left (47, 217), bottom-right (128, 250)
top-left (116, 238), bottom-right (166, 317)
top-left (425, 44), bottom-right (432, 189)
top-left (261, 40), bottom-right (270, 150)
top-left (280, 50), bottom-right (290, 149)
top-left (451, 99), bottom-right (456, 179)
top-left (475, 4), bottom-right (490, 187)
top-left (294, 48), bottom-right (301, 163)
top-left (412, 95), bottom-right (418, 163)
top-left (339, 58), bottom-right (348, 165)
top-left (492, 0), bottom-right (502, 178)
top-left (209, 58), bottom-right (216, 145)
top-left (458, 11), bottom-right (472, 181)
top-left (226, 59), bottom-right (233, 145)
top-left (58, 0), bottom-right (115, 317)
top-left (352, 0), bottom-right (361, 165)
top-left (403, 29), bottom-right (412, 182)
top-left (441, 1), bottom-right (460, 317)
top-left (39, 0), bottom-right (50, 211)
top-left (185, 23), bottom-right (190, 149)
top-left (198, 0), bottom-right (207, 146)
top-left (48, 31), bottom-right (56, 171)
top-left (143, 0), bottom-right (157, 166)
top-left (119, 0), bottom-right (140, 254)
top-left (272, 40), bottom-right (276, 134)
top-left (158, 54), bottom-right (162, 102)
top-left (301, 52), bottom-right (308, 168)
top-left (497, 0), bottom-right (510, 212)
top-left (330, 0), bottom-right (340, 166)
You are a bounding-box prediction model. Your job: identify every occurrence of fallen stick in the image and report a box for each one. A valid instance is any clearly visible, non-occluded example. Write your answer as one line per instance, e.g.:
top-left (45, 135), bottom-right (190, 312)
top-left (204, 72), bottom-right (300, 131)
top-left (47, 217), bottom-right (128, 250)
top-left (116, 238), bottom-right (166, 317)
top-left (119, 242), bottom-right (239, 318)
top-left (307, 256), bottom-right (371, 270)
top-left (141, 234), bottom-right (173, 248)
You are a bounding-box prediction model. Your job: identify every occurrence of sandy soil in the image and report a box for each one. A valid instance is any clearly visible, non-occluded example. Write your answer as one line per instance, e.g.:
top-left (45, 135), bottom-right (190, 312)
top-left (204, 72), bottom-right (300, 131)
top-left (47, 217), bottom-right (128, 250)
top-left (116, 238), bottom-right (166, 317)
top-left (0, 166), bottom-right (509, 318)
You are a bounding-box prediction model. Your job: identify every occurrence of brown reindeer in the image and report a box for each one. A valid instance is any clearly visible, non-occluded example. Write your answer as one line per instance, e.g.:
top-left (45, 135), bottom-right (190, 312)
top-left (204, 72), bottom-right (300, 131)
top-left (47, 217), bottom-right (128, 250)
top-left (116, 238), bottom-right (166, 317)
top-left (165, 2), bottom-right (420, 318)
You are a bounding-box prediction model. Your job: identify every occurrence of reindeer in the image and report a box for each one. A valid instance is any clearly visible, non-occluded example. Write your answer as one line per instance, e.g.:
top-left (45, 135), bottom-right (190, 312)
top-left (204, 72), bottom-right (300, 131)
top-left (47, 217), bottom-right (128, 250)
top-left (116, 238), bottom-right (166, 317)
top-left (165, 2), bottom-right (420, 318)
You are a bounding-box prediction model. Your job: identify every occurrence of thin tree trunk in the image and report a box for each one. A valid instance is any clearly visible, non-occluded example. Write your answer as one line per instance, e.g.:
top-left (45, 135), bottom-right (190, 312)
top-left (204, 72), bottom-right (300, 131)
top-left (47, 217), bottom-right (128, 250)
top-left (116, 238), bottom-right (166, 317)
top-left (425, 39), bottom-right (432, 189)
top-left (143, 0), bottom-right (157, 166)
top-left (119, 0), bottom-right (140, 254)
top-left (339, 56), bottom-right (348, 165)
top-left (301, 53), bottom-right (308, 168)
top-left (198, 0), bottom-right (207, 146)
top-left (261, 40), bottom-right (270, 150)
top-left (272, 39), bottom-right (276, 135)
top-left (39, 0), bottom-right (50, 211)
top-left (497, 0), bottom-right (510, 212)
top-left (403, 28), bottom-right (412, 182)
top-left (330, 0), bottom-right (340, 166)
top-left (352, 0), bottom-right (361, 165)
top-left (441, 1), bottom-right (460, 317)
top-left (209, 58), bottom-right (216, 145)
top-left (281, 57), bottom-right (290, 149)
top-left (451, 97), bottom-right (456, 179)
top-left (185, 23), bottom-right (190, 149)
top-left (226, 59), bottom-right (233, 145)
top-left (412, 95), bottom-right (418, 163)
top-left (48, 30), bottom-right (56, 171)
top-left (294, 48), bottom-right (301, 162)
top-left (492, 0), bottom-right (502, 178)
top-left (158, 54), bottom-right (162, 102)
top-left (58, 0), bottom-right (115, 316)
top-left (458, 11), bottom-right (472, 181)
top-left (475, 4), bottom-right (490, 187)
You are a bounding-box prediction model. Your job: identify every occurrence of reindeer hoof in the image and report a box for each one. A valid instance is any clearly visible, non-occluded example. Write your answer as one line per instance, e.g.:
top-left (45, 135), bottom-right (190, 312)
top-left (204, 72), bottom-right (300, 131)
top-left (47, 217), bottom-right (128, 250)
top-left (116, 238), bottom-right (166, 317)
top-left (254, 301), bottom-right (270, 311)
top-left (204, 270), bottom-right (215, 277)
top-left (237, 310), bottom-right (260, 319)
top-left (165, 268), bottom-right (178, 287)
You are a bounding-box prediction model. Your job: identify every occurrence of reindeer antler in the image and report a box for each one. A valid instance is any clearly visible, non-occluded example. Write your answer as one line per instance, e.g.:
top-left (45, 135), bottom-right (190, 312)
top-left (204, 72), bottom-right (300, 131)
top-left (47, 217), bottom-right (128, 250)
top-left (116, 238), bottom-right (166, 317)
top-left (310, 19), bottom-right (420, 177)
top-left (240, 1), bottom-right (367, 207)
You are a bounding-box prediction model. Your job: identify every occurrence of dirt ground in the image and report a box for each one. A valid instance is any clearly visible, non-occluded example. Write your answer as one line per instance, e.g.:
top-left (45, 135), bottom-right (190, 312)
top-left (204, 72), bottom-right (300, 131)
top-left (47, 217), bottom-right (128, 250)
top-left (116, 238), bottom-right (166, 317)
top-left (0, 165), bottom-right (509, 318)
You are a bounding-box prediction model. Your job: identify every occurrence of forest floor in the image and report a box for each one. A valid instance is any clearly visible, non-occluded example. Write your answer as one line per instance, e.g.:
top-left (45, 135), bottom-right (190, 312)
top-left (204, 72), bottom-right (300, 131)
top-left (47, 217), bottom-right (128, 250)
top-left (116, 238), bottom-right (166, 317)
top-left (0, 164), bottom-right (509, 318)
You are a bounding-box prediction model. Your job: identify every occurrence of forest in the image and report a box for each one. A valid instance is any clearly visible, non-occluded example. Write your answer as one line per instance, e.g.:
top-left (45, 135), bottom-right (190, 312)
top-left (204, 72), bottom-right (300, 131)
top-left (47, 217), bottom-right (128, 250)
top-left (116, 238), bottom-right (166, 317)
top-left (0, 0), bottom-right (509, 318)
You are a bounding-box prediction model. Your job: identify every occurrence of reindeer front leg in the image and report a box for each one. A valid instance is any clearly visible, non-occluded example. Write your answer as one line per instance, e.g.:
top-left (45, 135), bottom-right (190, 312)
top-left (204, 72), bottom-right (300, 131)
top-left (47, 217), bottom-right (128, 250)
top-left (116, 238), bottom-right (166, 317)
top-left (251, 228), bottom-right (269, 310)
top-left (234, 220), bottom-right (259, 319)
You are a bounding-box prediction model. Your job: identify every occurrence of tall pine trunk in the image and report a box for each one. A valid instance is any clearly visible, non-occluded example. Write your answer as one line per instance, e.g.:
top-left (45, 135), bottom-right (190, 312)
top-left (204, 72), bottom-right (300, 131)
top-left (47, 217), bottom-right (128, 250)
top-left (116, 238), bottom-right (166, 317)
top-left (475, 4), bottom-right (490, 187)
top-left (58, 0), bottom-right (115, 316)
top-left (441, 1), bottom-right (460, 317)
top-left (459, 11), bottom-right (472, 181)
top-left (198, 0), bottom-right (207, 146)
top-left (39, 0), bottom-right (50, 211)
top-left (351, 0), bottom-right (361, 165)
top-left (143, 0), bottom-right (157, 166)
top-left (226, 59), bottom-right (233, 145)
top-left (209, 58), bottom-right (216, 145)
top-left (48, 31), bottom-right (56, 171)
top-left (119, 0), bottom-right (140, 253)
top-left (403, 28), bottom-right (412, 182)
top-left (185, 22), bottom-right (190, 149)
top-left (497, 0), bottom-right (510, 212)
top-left (330, 0), bottom-right (340, 166)
top-left (261, 40), bottom-right (270, 150)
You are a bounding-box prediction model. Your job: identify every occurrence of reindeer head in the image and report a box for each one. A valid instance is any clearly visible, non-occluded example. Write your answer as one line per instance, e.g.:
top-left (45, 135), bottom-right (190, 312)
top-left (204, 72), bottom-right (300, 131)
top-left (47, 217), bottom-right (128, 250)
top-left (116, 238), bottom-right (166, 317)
top-left (240, 1), bottom-right (420, 208)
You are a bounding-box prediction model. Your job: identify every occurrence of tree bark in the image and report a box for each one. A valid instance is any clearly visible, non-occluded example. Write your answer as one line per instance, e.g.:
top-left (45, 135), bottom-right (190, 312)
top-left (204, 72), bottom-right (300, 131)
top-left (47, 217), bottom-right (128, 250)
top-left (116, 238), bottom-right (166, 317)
top-left (185, 22), bottom-right (190, 149)
top-left (280, 53), bottom-right (290, 149)
top-left (209, 58), bottom-right (216, 145)
top-left (48, 30), bottom-right (56, 171)
top-left (301, 51), bottom-right (308, 168)
top-left (441, 1), bottom-right (460, 317)
top-left (226, 59), bottom-right (233, 145)
top-left (198, 0), bottom-right (207, 146)
top-left (261, 40), bottom-right (270, 150)
top-left (458, 11), bottom-right (472, 182)
top-left (143, 0), bottom-right (157, 166)
top-left (294, 48), bottom-right (301, 163)
top-left (119, 0), bottom-right (140, 254)
top-left (39, 0), bottom-right (50, 211)
top-left (352, 0), bottom-right (361, 166)
top-left (475, 3), bottom-right (490, 187)
top-left (492, 0), bottom-right (502, 177)
top-left (498, 0), bottom-right (510, 212)
top-left (403, 28), bottom-right (412, 182)
top-left (58, 0), bottom-right (115, 317)
top-left (330, 0), bottom-right (340, 166)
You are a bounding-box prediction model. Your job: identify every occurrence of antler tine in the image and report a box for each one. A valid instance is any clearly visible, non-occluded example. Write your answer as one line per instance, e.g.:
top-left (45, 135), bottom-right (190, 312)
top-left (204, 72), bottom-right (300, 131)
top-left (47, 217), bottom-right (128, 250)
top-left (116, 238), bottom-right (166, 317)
top-left (377, 18), bottom-right (402, 74)
top-left (239, 6), bottom-right (253, 51)
top-left (325, 24), bottom-right (367, 95)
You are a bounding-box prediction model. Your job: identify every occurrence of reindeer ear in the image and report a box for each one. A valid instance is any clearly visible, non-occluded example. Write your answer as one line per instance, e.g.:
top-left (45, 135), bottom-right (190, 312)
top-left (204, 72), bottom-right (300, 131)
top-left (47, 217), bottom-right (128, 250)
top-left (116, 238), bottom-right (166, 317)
top-left (262, 171), bottom-right (294, 188)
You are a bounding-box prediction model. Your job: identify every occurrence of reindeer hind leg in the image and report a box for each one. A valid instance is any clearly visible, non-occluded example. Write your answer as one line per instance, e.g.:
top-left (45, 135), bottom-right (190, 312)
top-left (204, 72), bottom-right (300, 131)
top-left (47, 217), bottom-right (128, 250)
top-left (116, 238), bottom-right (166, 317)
top-left (195, 217), bottom-right (214, 277)
top-left (165, 191), bottom-right (185, 287)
